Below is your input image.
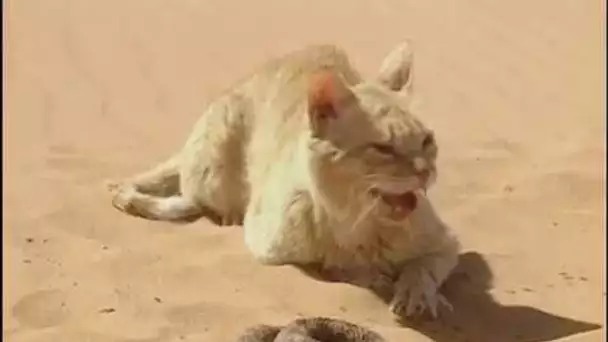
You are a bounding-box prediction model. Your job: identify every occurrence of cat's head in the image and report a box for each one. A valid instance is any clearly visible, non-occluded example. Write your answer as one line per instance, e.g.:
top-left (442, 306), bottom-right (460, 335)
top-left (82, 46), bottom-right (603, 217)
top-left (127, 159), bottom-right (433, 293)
top-left (307, 42), bottom-right (437, 222)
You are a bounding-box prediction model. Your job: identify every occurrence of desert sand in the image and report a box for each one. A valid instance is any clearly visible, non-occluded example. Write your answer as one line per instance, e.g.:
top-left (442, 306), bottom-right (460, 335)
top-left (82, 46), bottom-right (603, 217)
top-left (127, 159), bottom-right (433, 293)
top-left (3, 0), bottom-right (605, 341)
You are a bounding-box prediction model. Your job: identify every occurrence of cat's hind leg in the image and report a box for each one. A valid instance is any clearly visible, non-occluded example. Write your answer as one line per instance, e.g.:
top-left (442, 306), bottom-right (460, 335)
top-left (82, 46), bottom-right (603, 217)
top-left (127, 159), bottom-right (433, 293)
top-left (106, 155), bottom-right (181, 197)
top-left (111, 188), bottom-right (205, 223)
top-left (107, 155), bottom-right (209, 222)
top-left (107, 155), bottom-right (209, 223)
top-left (178, 94), bottom-right (250, 225)
top-left (109, 93), bottom-right (249, 225)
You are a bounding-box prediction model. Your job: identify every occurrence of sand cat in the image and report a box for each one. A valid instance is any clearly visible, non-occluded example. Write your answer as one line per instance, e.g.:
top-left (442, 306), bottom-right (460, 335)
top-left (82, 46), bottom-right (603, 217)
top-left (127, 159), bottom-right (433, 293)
top-left (108, 42), bottom-right (460, 318)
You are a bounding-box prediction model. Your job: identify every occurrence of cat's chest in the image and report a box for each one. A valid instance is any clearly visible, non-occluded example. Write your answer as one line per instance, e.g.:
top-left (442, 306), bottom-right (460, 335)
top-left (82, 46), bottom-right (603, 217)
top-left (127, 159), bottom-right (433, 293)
top-left (321, 220), bottom-right (415, 270)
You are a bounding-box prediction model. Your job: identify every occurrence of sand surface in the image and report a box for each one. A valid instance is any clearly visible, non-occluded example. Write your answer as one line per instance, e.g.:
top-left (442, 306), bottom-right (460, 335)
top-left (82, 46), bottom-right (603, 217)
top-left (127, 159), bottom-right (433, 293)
top-left (3, 0), bottom-right (605, 341)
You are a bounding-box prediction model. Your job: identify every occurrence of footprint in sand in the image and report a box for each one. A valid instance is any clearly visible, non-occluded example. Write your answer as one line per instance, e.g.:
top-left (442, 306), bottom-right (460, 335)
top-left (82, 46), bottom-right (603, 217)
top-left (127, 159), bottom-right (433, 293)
top-left (11, 289), bottom-right (70, 328)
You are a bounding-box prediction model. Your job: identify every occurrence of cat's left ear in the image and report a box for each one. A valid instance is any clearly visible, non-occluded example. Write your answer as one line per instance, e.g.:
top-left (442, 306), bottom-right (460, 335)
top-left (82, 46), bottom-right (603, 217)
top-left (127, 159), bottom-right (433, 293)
top-left (307, 70), bottom-right (354, 136)
top-left (377, 41), bottom-right (414, 95)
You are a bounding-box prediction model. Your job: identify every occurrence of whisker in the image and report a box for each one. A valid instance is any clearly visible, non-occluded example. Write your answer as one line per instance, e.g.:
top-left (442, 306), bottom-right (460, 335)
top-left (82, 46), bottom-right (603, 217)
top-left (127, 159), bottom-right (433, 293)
top-left (350, 198), bottom-right (378, 234)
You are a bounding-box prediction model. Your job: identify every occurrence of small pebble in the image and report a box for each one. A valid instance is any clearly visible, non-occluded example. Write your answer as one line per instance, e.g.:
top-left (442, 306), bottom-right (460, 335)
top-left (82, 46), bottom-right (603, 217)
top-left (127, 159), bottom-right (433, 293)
top-left (154, 297), bottom-right (162, 303)
top-left (25, 238), bottom-right (34, 243)
top-left (99, 308), bottom-right (116, 314)
top-left (522, 287), bottom-right (533, 292)
top-left (579, 276), bottom-right (588, 281)
top-left (23, 259), bottom-right (31, 264)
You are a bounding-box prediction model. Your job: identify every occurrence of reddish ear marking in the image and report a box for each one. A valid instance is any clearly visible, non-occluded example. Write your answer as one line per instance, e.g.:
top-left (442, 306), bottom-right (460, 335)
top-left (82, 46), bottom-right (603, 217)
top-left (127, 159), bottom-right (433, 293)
top-left (309, 71), bottom-right (338, 119)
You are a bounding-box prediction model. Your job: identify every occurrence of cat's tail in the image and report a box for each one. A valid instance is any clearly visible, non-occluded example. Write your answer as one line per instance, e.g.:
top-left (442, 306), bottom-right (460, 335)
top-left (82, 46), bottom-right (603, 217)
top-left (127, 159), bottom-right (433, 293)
top-left (106, 155), bottom-right (207, 224)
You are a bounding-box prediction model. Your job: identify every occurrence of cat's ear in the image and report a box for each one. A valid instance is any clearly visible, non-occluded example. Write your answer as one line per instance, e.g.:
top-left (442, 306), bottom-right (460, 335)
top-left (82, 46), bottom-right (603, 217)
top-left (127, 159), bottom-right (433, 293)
top-left (377, 41), bottom-right (414, 94)
top-left (307, 70), bottom-right (353, 135)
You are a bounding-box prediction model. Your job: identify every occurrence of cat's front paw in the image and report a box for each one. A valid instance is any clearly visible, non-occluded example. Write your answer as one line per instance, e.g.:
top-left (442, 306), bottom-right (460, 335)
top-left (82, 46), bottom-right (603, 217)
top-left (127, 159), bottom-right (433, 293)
top-left (389, 267), bottom-right (452, 319)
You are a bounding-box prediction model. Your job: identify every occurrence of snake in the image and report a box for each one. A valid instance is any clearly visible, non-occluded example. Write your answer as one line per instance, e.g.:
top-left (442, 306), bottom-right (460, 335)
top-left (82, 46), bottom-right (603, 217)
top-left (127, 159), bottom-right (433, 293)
top-left (236, 317), bottom-right (387, 342)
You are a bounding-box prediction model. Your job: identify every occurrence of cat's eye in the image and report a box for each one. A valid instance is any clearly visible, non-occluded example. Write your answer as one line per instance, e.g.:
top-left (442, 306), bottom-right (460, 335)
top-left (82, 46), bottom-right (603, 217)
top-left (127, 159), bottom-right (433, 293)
top-left (422, 134), bottom-right (434, 149)
top-left (370, 143), bottom-right (397, 156)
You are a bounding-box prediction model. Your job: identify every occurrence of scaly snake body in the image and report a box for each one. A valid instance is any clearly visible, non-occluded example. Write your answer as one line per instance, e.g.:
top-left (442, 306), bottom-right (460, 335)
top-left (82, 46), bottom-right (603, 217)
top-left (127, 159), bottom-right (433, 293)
top-left (237, 317), bottom-right (386, 342)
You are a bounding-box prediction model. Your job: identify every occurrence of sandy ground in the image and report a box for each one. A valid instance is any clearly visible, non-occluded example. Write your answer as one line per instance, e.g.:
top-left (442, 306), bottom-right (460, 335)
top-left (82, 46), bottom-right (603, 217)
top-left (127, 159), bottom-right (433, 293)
top-left (3, 0), bottom-right (605, 341)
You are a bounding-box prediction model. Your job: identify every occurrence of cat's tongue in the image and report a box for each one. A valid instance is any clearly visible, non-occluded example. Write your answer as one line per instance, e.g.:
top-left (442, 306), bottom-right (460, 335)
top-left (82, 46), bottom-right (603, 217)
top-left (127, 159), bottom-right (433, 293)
top-left (381, 191), bottom-right (418, 219)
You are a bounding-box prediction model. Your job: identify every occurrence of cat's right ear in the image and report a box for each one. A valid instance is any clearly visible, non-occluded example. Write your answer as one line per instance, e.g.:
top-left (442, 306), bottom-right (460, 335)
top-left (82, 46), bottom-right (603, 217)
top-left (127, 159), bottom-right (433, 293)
top-left (307, 70), bottom-right (352, 136)
top-left (377, 41), bottom-right (414, 95)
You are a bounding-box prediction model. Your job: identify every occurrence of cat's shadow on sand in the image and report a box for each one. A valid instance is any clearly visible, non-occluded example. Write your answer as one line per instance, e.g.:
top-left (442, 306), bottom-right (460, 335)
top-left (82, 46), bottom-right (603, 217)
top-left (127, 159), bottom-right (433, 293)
top-left (301, 252), bottom-right (601, 342)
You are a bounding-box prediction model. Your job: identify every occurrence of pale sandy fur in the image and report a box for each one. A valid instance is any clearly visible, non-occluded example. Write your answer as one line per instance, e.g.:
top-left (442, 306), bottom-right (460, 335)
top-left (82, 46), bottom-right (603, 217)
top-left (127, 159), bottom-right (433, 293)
top-left (109, 42), bottom-right (460, 318)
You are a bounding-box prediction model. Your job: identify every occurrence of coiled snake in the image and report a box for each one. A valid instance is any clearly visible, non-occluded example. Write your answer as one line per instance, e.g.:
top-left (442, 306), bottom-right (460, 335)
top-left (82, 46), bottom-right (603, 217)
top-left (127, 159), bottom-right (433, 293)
top-left (237, 317), bottom-right (386, 342)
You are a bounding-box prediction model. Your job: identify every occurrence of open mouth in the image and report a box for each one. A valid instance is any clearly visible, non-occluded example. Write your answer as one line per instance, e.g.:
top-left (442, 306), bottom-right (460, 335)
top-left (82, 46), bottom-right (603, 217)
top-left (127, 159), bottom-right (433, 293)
top-left (370, 188), bottom-right (418, 220)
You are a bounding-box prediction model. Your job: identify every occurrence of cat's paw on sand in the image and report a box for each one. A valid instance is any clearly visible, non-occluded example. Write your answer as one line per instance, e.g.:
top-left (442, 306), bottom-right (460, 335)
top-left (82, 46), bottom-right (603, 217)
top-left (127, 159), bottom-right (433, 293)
top-left (110, 186), bottom-right (146, 218)
top-left (390, 266), bottom-right (452, 319)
